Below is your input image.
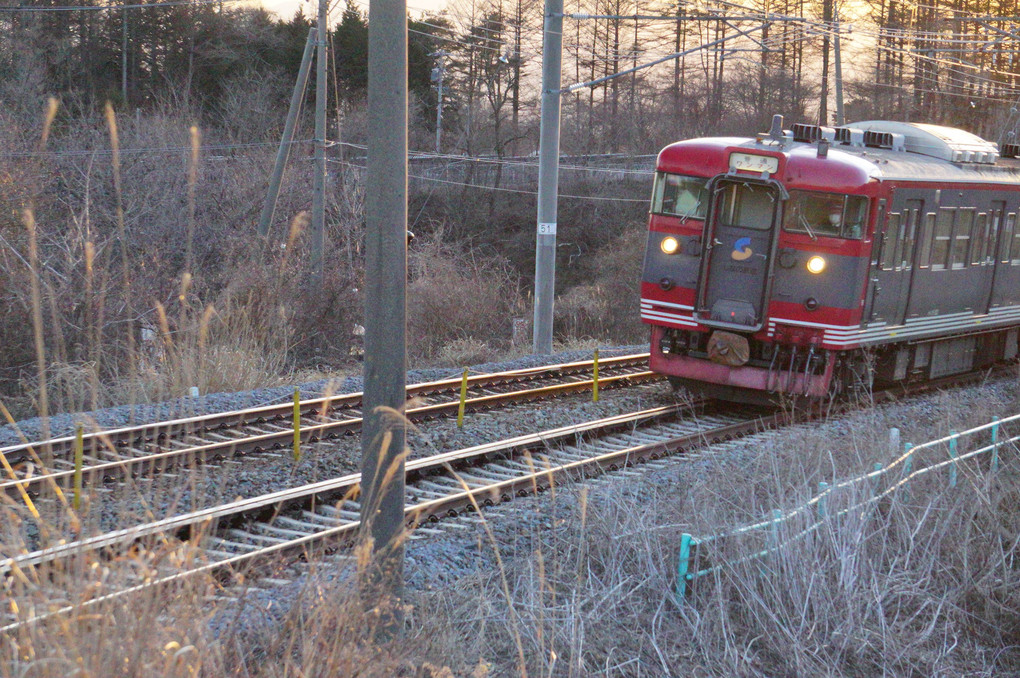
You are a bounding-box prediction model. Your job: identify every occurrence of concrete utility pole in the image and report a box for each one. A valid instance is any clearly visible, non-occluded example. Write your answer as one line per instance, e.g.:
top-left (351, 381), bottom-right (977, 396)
top-left (532, 0), bottom-right (564, 355)
top-left (258, 28), bottom-right (316, 239)
top-left (121, 5), bottom-right (128, 102)
top-left (310, 0), bottom-right (328, 281)
top-left (360, 0), bottom-right (408, 635)
top-left (834, 16), bottom-right (845, 126)
top-left (819, 0), bottom-right (832, 124)
top-left (431, 51), bottom-right (448, 153)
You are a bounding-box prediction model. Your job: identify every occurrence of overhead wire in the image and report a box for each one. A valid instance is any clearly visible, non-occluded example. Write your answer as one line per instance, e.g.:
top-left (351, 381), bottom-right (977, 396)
top-left (326, 158), bottom-right (649, 202)
top-left (0, 139), bottom-right (315, 160)
top-left (0, 0), bottom-right (244, 11)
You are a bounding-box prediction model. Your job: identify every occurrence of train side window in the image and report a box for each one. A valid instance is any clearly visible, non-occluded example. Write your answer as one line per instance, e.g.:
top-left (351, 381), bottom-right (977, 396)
top-left (843, 196), bottom-right (868, 239)
top-left (1002, 213), bottom-right (1016, 264)
top-left (951, 208), bottom-right (974, 269)
top-left (931, 208), bottom-right (955, 270)
top-left (918, 213), bottom-right (935, 269)
top-left (871, 200), bottom-right (887, 265)
top-left (902, 208), bottom-right (919, 269)
top-left (1010, 214), bottom-right (1020, 265)
top-left (881, 213), bottom-right (901, 270)
top-left (971, 213), bottom-right (988, 265)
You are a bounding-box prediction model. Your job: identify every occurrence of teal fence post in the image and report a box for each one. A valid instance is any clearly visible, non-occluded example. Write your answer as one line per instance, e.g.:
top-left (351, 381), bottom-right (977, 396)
top-left (991, 418), bottom-right (1000, 474)
top-left (902, 443), bottom-right (913, 478)
top-left (677, 533), bottom-right (698, 601)
top-left (872, 462), bottom-right (883, 495)
top-left (770, 509), bottom-right (782, 550)
top-left (817, 481), bottom-right (829, 518)
top-left (949, 433), bottom-right (958, 488)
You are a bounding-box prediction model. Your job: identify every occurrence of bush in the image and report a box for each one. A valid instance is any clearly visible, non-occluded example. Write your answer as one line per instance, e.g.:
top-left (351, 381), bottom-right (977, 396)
top-left (407, 230), bottom-right (524, 365)
top-left (553, 224), bottom-right (647, 344)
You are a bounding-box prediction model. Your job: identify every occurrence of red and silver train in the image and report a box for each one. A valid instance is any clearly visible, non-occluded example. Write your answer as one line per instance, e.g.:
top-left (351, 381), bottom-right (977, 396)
top-left (641, 115), bottom-right (1020, 402)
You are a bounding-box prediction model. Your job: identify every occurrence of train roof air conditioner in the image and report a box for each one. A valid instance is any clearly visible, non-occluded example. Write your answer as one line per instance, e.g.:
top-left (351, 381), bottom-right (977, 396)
top-left (841, 121), bottom-right (999, 164)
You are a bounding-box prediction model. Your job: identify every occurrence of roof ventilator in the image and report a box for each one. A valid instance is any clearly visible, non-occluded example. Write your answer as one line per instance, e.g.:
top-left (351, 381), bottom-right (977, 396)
top-left (863, 130), bottom-right (906, 152)
top-left (835, 127), bottom-right (865, 147)
top-left (792, 123), bottom-right (836, 143)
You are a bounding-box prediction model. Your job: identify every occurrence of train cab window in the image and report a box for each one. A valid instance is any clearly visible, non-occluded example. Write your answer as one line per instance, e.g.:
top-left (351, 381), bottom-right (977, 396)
top-left (783, 190), bottom-right (866, 239)
top-left (931, 208), bottom-right (955, 270)
top-left (971, 213), bottom-right (988, 265)
top-left (652, 173), bottom-right (708, 220)
top-left (951, 208), bottom-right (974, 269)
top-left (717, 182), bottom-right (774, 230)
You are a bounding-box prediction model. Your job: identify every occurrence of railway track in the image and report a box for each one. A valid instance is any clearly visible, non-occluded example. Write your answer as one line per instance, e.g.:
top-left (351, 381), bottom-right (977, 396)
top-left (1, 399), bottom-right (781, 632)
top-left (0, 353), bottom-right (656, 500)
top-left (3, 359), bottom-right (1006, 634)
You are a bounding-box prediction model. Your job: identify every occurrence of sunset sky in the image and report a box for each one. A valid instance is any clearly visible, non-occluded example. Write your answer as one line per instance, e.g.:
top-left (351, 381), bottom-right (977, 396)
top-left (258, 0), bottom-right (448, 20)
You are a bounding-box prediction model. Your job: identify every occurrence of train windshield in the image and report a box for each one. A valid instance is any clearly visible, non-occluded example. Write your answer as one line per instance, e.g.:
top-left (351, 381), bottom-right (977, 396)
top-left (652, 173), bottom-right (708, 220)
top-left (716, 182), bottom-right (776, 230)
top-left (782, 190), bottom-right (868, 240)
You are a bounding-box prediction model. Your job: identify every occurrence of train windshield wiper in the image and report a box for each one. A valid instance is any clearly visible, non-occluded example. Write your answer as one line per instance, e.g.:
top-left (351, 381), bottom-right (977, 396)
top-left (798, 215), bottom-right (818, 241)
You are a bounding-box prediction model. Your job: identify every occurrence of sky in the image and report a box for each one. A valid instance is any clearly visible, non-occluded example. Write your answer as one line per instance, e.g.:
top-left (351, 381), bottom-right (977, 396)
top-left (257, 0), bottom-right (448, 21)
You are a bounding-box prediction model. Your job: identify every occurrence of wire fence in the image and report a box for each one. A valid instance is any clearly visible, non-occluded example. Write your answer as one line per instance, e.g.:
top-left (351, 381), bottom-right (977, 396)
top-left (676, 412), bottom-right (1019, 602)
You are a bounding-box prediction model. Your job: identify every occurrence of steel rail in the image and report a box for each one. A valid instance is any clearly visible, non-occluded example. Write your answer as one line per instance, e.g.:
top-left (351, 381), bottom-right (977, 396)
top-left (0, 353), bottom-right (651, 465)
top-left (1, 365), bottom-right (658, 498)
top-left (4, 361), bottom-right (1004, 633)
top-left (2, 403), bottom-right (698, 574)
top-left (4, 402), bottom-right (774, 633)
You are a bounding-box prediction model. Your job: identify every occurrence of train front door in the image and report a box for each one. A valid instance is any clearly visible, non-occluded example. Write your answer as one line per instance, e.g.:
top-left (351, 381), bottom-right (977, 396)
top-left (695, 178), bottom-right (781, 332)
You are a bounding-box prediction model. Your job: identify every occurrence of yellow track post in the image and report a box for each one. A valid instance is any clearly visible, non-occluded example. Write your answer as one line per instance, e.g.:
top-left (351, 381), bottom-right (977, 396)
top-left (73, 423), bottom-right (84, 511)
top-left (457, 368), bottom-right (469, 428)
top-left (293, 387), bottom-right (301, 462)
top-left (593, 348), bottom-right (600, 402)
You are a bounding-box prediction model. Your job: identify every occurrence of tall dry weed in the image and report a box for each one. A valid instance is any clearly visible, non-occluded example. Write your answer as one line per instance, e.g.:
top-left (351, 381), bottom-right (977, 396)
top-left (413, 392), bottom-right (1020, 675)
top-left (407, 229), bottom-right (525, 364)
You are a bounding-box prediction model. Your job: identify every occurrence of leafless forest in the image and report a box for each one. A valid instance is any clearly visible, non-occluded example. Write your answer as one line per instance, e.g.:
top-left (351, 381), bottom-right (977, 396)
top-left (2, 0), bottom-right (1020, 416)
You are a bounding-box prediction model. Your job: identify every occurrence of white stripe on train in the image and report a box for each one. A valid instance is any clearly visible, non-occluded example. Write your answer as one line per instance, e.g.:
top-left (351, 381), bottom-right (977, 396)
top-left (641, 298), bottom-right (1020, 348)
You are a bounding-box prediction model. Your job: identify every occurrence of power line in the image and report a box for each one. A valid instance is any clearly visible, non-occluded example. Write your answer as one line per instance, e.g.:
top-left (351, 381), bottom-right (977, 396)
top-left (0, 138), bottom-right (314, 160)
top-left (0, 0), bottom-right (243, 12)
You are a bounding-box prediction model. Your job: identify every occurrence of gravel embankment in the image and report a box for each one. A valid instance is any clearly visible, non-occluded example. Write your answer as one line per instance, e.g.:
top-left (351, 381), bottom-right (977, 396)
top-left (14, 348), bottom-right (1020, 669)
top-left (0, 347), bottom-right (646, 447)
top-left (215, 374), bottom-right (1020, 649)
top-left (6, 346), bottom-right (659, 542)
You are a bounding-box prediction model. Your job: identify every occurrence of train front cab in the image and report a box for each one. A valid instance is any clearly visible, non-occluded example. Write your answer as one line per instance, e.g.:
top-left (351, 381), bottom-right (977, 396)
top-left (644, 144), bottom-right (874, 403)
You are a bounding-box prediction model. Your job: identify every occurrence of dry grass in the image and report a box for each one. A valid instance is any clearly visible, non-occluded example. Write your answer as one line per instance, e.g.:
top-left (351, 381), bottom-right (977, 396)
top-left (0, 100), bottom-right (651, 419)
top-left (553, 225), bottom-right (648, 345)
top-left (407, 230), bottom-right (525, 365)
top-left (2, 384), bottom-right (1019, 675)
top-left (411, 387), bottom-right (1020, 675)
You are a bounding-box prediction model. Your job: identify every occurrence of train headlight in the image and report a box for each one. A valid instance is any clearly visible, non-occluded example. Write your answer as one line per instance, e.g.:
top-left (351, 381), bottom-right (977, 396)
top-left (806, 255), bottom-right (827, 274)
top-left (660, 236), bottom-right (680, 255)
